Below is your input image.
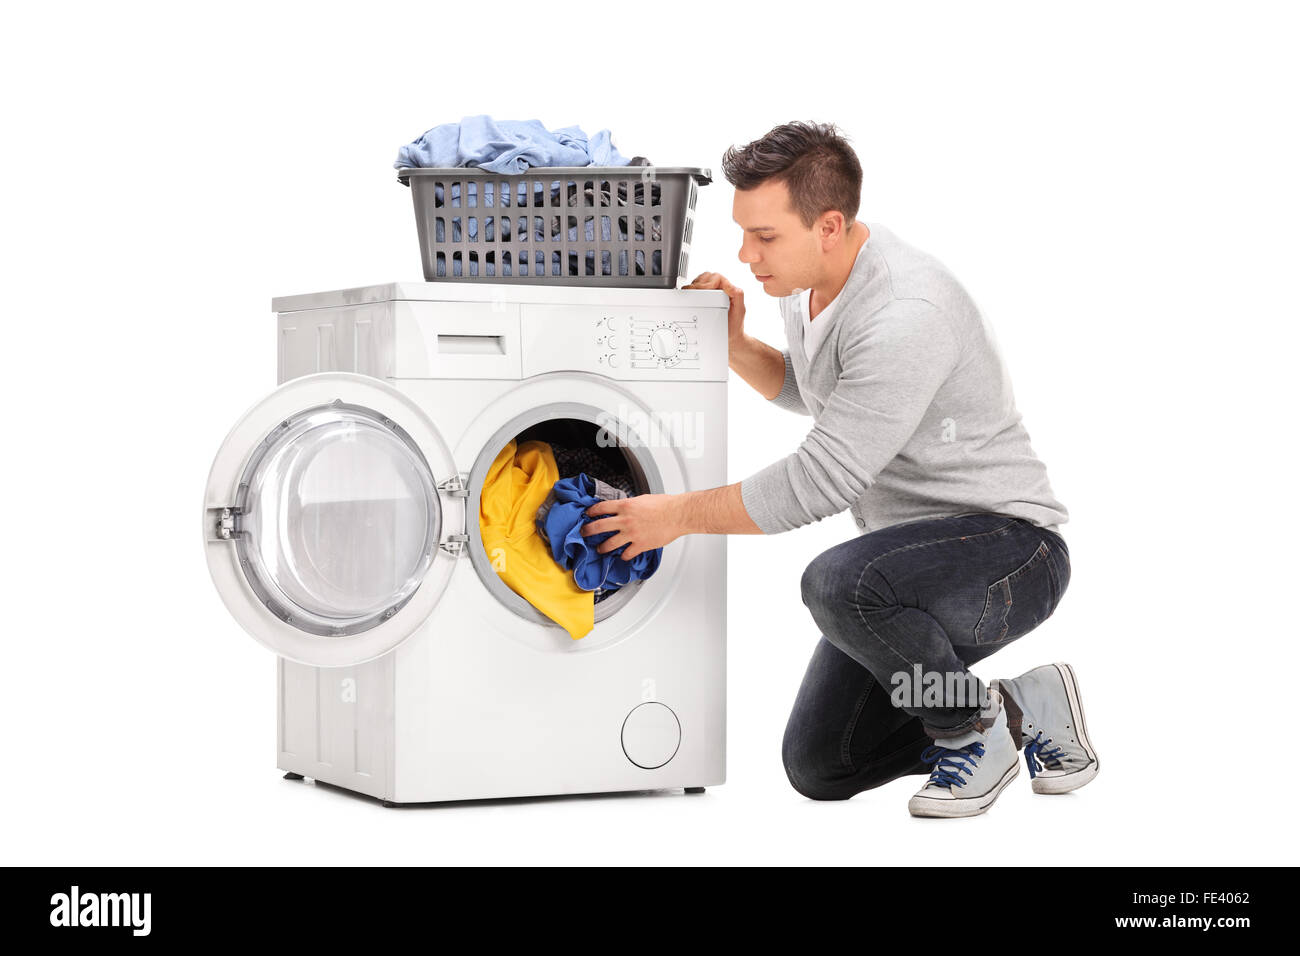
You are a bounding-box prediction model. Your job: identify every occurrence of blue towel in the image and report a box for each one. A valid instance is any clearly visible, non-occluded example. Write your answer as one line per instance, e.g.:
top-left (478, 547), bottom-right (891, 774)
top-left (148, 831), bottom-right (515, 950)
top-left (395, 115), bottom-right (633, 173)
top-left (540, 474), bottom-right (662, 593)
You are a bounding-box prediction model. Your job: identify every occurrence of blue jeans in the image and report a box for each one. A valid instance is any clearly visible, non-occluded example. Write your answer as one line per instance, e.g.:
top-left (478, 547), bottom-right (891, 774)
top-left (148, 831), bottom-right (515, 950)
top-left (782, 512), bottom-right (1071, 800)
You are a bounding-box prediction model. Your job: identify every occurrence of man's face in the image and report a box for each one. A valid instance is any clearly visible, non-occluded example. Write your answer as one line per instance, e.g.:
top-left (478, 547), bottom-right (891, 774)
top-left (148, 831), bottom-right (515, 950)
top-left (732, 178), bottom-right (821, 297)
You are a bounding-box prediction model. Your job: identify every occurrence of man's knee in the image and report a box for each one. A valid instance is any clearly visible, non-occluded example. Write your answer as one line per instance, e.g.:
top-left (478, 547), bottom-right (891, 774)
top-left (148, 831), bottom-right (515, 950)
top-left (782, 713), bottom-right (878, 801)
top-left (801, 547), bottom-right (896, 619)
top-left (782, 734), bottom-right (852, 801)
top-left (800, 550), bottom-right (854, 617)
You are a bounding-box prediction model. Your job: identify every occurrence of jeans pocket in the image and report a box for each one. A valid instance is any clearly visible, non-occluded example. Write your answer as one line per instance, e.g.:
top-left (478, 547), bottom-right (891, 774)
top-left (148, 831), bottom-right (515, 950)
top-left (974, 540), bottom-right (1059, 645)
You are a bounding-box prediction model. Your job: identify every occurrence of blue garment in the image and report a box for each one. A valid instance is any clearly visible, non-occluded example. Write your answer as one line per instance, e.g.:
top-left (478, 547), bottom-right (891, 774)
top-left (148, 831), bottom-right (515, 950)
top-left (395, 115), bottom-right (633, 173)
top-left (540, 474), bottom-right (661, 593)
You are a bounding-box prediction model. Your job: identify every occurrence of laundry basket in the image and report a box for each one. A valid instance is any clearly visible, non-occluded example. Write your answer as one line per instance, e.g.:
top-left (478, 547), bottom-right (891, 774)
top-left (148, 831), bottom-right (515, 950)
top-left (397, 166), bottom-right (711, 288)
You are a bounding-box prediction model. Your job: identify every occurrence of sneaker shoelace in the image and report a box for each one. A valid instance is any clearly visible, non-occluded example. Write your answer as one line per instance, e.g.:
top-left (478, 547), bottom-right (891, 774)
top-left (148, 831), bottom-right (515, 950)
top-left (919, 742), bottom-right (985, 789)
top-left (1023, 730), bottom-right (1065, 779)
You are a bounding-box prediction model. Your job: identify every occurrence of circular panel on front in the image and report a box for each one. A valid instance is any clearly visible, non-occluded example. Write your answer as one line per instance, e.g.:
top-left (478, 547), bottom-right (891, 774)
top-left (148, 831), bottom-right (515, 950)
top-left (621, 702), bottom-right (682, 769)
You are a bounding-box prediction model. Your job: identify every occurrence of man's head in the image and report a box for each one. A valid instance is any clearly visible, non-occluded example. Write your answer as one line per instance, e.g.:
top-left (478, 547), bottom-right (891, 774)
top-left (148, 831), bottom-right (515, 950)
top-left (722, 121), bottom-right (863, 296)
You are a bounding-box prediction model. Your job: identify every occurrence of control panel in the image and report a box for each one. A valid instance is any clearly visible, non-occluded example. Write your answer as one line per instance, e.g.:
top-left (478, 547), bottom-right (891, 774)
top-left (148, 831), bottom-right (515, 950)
top-left (518, 303), bottom-right (727, 381)
top-left (595, 313), bottom-right (701, 372)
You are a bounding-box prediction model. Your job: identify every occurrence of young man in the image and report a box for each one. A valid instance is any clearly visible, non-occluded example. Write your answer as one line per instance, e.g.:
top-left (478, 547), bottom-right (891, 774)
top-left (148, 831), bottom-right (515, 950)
top-left (580, 121), bottom-right (1098, 817)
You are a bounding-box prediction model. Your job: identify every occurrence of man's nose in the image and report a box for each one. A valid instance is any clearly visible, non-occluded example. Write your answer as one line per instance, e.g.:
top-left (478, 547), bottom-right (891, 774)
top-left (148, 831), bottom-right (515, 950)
top-left (738, 241), bottom-right (759, 265)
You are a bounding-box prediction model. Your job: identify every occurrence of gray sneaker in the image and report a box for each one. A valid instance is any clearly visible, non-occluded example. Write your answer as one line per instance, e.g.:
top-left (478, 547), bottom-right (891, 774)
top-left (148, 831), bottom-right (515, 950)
top-left (992, 662), bottom-right (1099, 795)
top-left (908, 686), bottom-right (1020, 818)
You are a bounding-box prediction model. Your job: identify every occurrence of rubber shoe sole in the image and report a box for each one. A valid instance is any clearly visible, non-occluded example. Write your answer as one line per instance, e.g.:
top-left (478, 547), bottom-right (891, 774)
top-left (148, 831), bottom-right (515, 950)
top-left (908, 760), bottom-right (1020, 818)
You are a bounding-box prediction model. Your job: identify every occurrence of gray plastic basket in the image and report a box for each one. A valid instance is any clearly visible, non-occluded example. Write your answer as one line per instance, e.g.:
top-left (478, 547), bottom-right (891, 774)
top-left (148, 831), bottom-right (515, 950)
top-left (397, 166), bottom-right (710, 288)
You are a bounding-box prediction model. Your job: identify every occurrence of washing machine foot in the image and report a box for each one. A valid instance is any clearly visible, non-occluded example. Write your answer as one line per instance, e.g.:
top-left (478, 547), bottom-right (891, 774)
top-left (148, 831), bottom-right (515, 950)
top-left (283, 771), bottom-right (305, 780)
top-left (684, 786), bottom-right (705, 794)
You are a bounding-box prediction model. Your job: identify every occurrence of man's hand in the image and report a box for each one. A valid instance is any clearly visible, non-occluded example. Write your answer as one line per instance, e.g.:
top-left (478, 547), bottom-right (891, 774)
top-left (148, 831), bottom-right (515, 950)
top-left (683, 272), bottom-right (746, 344)
top-left (580, 494), bottom-right (684, 561)
top-left (580, 486), bottom-right (764, 561)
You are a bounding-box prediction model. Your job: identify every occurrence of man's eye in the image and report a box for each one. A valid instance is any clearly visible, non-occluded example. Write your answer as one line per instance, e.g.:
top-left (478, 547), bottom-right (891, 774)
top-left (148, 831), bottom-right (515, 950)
top-left (759, 235), bottom-right (774, 243)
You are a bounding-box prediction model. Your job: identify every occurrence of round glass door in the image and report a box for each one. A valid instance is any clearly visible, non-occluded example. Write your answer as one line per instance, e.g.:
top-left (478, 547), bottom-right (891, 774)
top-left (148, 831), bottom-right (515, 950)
top-left (234, 402), bottom-right (441, 636)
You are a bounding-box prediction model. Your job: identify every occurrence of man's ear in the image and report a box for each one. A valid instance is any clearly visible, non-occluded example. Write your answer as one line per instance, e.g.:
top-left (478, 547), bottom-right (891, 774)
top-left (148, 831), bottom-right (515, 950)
top-left (818, 211), bottom-right (847, 249)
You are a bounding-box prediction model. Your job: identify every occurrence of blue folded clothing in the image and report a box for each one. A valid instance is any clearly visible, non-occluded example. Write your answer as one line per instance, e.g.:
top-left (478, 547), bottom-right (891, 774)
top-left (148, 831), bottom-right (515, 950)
top-left (395, 115), bottom-right (634, 174)
top-left (537, 474), bottom-right (662, 593)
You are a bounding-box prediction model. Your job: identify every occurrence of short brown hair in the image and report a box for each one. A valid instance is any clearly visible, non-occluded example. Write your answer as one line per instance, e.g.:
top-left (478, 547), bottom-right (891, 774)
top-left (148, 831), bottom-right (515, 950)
top-left (721, 121), bottom-right (862, 229)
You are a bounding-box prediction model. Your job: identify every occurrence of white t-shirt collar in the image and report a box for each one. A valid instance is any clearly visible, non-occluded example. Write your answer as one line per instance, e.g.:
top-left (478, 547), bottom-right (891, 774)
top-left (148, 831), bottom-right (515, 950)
top-left (799, 238), bottom-right (871, 361)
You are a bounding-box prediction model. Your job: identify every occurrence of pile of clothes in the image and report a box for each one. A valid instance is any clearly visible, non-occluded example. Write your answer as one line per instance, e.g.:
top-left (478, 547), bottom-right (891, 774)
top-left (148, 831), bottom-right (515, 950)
top-left (395, 115), bottom-right (663, 277)
top-left (479, 438), bottom-right (662, 640)
top-left (396, 115), bottom-right (635, 173)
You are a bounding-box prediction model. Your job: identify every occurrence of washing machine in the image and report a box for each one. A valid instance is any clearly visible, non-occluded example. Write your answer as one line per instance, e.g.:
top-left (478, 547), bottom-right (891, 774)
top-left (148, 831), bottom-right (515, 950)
top-left (202, 281), bottom-right (731, 805)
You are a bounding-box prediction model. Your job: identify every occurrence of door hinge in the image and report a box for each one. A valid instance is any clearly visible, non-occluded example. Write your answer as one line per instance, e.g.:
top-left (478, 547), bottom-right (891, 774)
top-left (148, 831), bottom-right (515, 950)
top-left (440, 533), bottom-right (470, 557)
top-left (211, 507), bottom-right (243, 541)
top-left (437, 473), bottom-right (471, 497)
top-left (437, 473), bottom-right (470, 556)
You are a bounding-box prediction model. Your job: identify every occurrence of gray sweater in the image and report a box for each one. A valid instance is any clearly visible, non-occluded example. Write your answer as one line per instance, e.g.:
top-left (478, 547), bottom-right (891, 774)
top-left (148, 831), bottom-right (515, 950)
top-left (739, 223), bottom-right (1068, 537)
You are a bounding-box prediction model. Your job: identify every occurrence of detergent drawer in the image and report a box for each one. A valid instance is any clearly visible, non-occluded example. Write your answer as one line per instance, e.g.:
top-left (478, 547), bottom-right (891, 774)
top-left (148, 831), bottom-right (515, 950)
top-left (392, 301), bottom-right (523, 379)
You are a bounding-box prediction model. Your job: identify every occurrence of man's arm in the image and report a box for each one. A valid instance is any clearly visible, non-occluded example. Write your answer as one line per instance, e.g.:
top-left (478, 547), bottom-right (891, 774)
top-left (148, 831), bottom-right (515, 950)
top-left (729, 333), bottom-right (785, 400)
top-left (684, 270), bottom-right (811, 414)
top-left (677, 482), bottom-right (763, 535)
top-left (731, 334), bottom-right (811, 415)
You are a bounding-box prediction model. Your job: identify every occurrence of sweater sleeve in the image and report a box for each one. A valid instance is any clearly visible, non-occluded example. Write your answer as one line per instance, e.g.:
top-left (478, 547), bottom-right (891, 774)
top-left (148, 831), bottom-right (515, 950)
top-left (769, 348), bottom-right (811, 415)
top-left (740, 300), bottom-right (961, 535)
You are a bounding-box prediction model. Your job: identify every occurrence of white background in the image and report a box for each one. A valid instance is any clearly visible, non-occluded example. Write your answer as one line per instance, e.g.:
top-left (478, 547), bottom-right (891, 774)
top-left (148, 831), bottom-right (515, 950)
top-left (3, 0), bottom-right (1295, 865)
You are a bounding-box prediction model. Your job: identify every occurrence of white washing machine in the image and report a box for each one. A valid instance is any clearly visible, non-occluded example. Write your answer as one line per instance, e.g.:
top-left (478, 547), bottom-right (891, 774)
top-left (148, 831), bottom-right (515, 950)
top-left (202, 281), bottom-right (731, 805)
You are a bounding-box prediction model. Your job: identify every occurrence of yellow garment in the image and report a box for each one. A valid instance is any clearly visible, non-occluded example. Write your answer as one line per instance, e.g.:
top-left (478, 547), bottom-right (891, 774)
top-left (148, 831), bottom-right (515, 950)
top-left (479, 439), bottom-right (594, 639)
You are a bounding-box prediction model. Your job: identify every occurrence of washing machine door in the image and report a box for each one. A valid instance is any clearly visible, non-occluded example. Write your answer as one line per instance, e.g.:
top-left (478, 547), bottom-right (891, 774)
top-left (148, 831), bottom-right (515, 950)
top-left (202, 372), bottom-right (462, 667)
